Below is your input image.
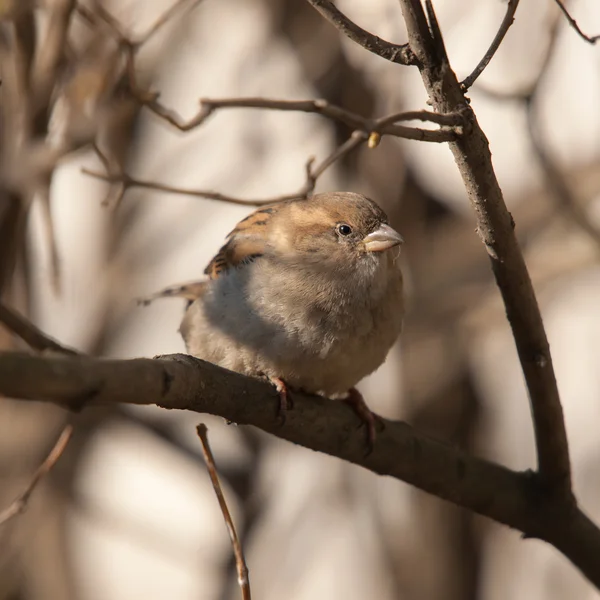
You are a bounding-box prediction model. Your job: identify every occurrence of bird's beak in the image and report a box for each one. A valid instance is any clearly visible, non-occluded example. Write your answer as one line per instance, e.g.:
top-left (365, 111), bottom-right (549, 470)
top-left (362, 224), bottom-right (404, 252)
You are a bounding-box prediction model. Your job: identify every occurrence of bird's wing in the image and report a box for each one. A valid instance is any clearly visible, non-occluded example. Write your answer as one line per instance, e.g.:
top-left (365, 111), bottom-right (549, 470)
top-left (204, 204), bottom-right (281, 279)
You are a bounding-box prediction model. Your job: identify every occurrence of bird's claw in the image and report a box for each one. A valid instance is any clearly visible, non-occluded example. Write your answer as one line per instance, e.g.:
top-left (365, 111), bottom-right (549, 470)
top-left (343, 388), bottom-right (384, 455)
top-left (268, 376), bottom-right (293, 425)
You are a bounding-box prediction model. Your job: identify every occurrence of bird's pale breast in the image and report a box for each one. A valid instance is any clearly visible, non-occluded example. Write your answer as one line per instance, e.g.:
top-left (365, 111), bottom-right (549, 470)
top-left (181, 252), bottom-right (404, 396)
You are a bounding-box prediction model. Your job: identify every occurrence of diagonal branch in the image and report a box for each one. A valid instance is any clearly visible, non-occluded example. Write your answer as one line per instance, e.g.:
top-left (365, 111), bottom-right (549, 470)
top-left (553, 0), bottom-right (600, 44)
top-left (304, 0), bottom-right (417, 66)
top-left (84, 130), bottom-right (368, 207)
top-left (461, 0), bottom-right (521, 90)
top-left (0, 301), bottom-right (78, 355)
top-left (389, 0), bottom-right (572, 497)
top-left (0, 423), bottom-right (74, 526)
top-left (477, 11), bottom-right (600, 251)
top-left (197, 424), bottom-right (251, 600)
top-left (0, 350), bottom-right (599, 586)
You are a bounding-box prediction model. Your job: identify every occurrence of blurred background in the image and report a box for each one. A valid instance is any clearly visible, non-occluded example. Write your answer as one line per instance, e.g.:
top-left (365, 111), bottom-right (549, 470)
top-left (1, 0), bottom-right (600, 598)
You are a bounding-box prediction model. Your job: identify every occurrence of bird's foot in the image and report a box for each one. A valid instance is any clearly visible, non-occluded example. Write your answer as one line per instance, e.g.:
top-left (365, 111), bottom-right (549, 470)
top-left (267, 376), bottom-right (293, 424)
top-left (342, 388), bottom-right (384, 454)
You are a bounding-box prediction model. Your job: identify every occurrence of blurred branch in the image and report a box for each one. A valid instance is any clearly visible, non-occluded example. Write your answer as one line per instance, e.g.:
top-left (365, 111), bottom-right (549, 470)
top-left (304, 0), bottom-right (417, 65)
top-left (0, 301), bottom-right (78, 354)
top-left (0, 423), bottom-right (73, 526)
top-left (553, 0), bottom-right (600, 44)
top-left (461, 0), bottom-right (521, 90)
top-left (76, 4), bottom-right (458, 209)
top-left (31, 0), bottom-right (76, 115)
top-left (1, 350), bottom-right (599, 587)
top-left (134, 0), bottom-right (205, 45)
top-left (197, 424), bottom-right (251, 600)
top-left (80, 0), bottom-right (204, 47)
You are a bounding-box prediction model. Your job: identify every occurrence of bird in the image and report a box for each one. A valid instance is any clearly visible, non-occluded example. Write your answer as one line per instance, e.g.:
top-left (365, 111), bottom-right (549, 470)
top-left (143, 191), bottom-right (405, 448)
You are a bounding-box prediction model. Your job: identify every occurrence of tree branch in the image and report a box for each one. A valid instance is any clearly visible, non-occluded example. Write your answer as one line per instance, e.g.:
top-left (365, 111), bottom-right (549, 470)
top-left (553, 0), bottom-right (600, 44)
top-left (84, 130), bottom-right (369, 207)
top-left (197, 424), bottom-right (251, 600)
top-left (476, 12), bottom-right (600, 252)
top-left (390, 0), bottom-right (572, 497)
top-left (0, 350), bottom-right (599, 585)
top-left (304, 0), bottom-right (417, 66)
top-left (0, 301), bottom-right (78, 355)
top-left (0, 422), bottom-right (73, 526)
top-left (461, 0), bottom-right (521, 90)
top-left (82, 98), bottom-right (459, 207)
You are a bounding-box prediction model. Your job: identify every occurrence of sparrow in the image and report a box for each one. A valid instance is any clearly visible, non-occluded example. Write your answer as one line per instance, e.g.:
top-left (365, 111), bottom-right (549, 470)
top-left (144, 192), bottom-right (404, 448)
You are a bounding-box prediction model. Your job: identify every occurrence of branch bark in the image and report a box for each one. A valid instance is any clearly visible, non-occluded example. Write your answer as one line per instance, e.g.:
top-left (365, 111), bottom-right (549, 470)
top-left (393, 0), bottom-right (572, 498)
top-left (0, 350), bottom-right (598, 585)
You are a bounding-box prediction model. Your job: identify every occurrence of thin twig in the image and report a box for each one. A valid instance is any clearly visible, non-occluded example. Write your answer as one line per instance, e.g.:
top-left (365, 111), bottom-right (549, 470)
top-left (477, 11), bottom-right (600, 250)
top-left (461, 0), bottom-right (521, 90)
top-left (75, 9), bottom-right (457, 206)
top-left (123, 83), bottom-right (459, 141)
top-left (83, 130), bottom-right (368, 206)
top-left (0, 423), bottom-right (74, 526)
top-left (304, 0), bottom-right (417, 66)
top-left (553, 0), bottom-right (600, 44)
top-left (374, 109), bottom-right (464, 128)
top-left (196, 424), bottom-right (251, 600)
top-left (0, 301), bottom-right (78, 354)
top-left (82, 95), bottom-right (460, 207)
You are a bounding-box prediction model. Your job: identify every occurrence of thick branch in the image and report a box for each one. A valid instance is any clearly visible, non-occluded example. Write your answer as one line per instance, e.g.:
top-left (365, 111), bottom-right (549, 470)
top-left (393, 0), bottom-right (571, 497)
top-left (0, 350), bottom-right (598, 585)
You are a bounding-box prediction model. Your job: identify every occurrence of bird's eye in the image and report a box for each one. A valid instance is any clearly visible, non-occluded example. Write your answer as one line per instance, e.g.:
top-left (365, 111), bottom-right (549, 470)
top-left (337, 224), bottom-right (353, 236)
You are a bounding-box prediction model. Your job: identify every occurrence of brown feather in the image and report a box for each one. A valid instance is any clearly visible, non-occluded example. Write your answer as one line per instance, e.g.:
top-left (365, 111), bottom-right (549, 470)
top-left (204, 204), bottom-right (281, 278)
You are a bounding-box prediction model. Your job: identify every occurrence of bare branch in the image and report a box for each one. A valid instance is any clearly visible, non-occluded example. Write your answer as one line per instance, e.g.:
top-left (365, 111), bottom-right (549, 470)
top-left (0, 423), bottom-right (73, 526)
top-left (477, 13), bottom-right (600, 251)
top-left (374, 109), bottom-right (464, 128)
top-left (83, 170), bottom-right (286, 207)
top-left (1, 350), bottom-right (600, 586)
top-left (124, 88), bottom-right (460, 141)
top-left (304, 0), bottom-right (417, 66)
top-left (82, 96), bottom-right (460, 207)
top-left (0, 301), bottom-right (78, 354)
top-left (389, 0), bottom-right (572, 496)
top-left (83, 130), bottom-right (368, 206)
top-left (461, 0), bottom-right (521, 90)
top-left (197, 424), bottom-right (251, 600)
top-left (553, 0), bottom-right (600, 44)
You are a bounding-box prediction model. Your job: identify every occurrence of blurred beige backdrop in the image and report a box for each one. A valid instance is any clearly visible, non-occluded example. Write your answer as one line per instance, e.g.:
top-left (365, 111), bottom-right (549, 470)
top-left (2, 0), bottom-right (600, 599)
